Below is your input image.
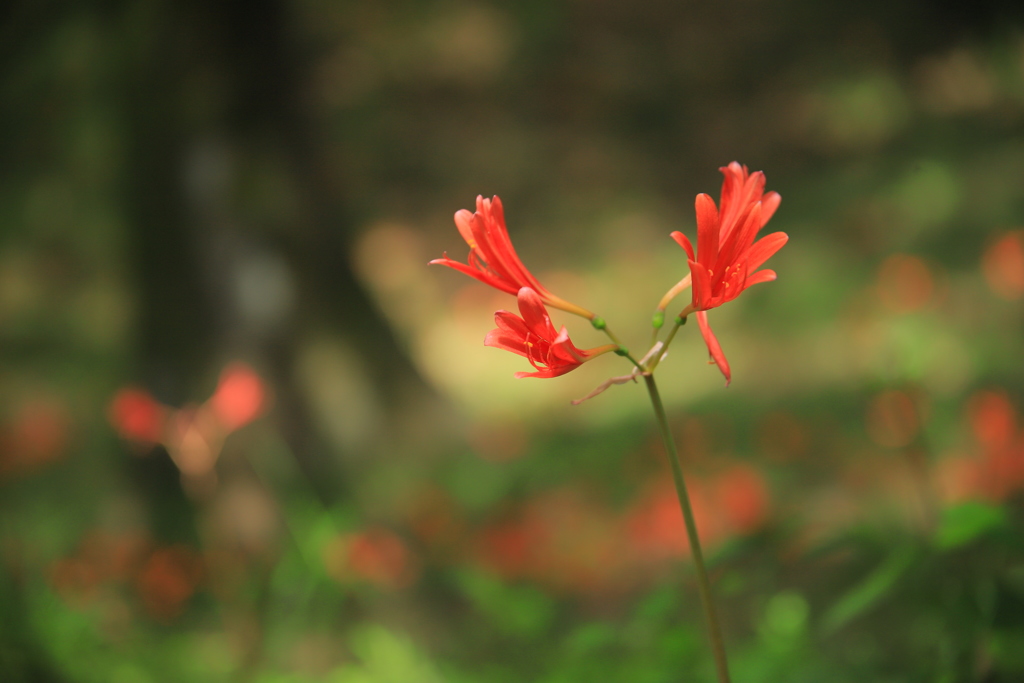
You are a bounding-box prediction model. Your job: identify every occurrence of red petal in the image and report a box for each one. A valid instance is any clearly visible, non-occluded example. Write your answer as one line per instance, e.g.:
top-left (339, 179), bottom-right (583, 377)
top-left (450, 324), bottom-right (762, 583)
top-left (549, 326), bottom-right (587, 364)
top-left (514, 362), bottom-right (580, 379)
top-left (694, 194), bottom-right (720, 268)
top-left (670, 231), bottom-right (696, 262)
top-left (454, 209), bottom-right (477, 247)
top-left (516, 287), bottom-right (557, 339)
top-left (718, 162), bottom-right (746, 222)
top-left (479, 197), bottom-right (546, 294)
top-left (429, 257), bottom-right (519, 296)
top-left (760, 192), bottom-right (781, 227)
top-left (719, 165), bottom-right (760, 238)
top-left (689, 258), bottom-right (713, 310)
top-left (744, 232), bottom-right (788, 273)
top-left (484, 329), bottom-right (530, 358)
top-left (489, 195), bottom-right (505, 228)
top-left (744, 269), bottom-right (777, 288)
top-left (716, 201), bottom-right (763, 277)
top-left (696, 311), bottom-right (731, 386)
top-left (494, 310), bottom-right (529, 337)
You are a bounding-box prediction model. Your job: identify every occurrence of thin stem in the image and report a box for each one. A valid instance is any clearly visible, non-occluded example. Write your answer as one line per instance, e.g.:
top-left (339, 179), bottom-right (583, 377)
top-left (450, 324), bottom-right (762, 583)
top-left (643, 374), bottom-right (731, 683)
top-left (599, 324), bottom-right (625, 348)
top-left (593, 322), bottom-right (647, 372)
top-left (651, 274), bottom-right (693, 346)
top-left (621, 350), bottom-right (645, 372)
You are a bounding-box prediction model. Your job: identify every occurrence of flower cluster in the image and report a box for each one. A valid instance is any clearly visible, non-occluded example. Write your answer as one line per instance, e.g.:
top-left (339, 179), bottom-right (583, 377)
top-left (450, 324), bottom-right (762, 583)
top-left (432, 162), bottom-right (788, 389)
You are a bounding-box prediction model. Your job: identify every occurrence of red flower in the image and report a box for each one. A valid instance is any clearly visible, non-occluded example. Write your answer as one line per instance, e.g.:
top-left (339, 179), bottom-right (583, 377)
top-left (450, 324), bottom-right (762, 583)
top-left (670, 162), bottom-right (788, 384)
top-left (431, 195), bottom-right (594, 319)
top-left (485, 287), bottom-right (616, 378)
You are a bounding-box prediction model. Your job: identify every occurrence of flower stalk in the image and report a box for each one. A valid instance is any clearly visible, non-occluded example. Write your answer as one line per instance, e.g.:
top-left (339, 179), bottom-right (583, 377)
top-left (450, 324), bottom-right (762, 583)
top-left (643, 372), bottom-right (731, 683)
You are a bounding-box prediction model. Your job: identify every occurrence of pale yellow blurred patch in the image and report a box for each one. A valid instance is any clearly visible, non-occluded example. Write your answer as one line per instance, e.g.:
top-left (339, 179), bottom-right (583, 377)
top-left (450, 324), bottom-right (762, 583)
top-left (296, 337), bottom-right (381, 453)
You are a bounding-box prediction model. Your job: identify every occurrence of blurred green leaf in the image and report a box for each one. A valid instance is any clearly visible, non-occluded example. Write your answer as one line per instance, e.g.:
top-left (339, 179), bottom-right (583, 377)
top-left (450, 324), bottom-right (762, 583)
top-left (822, 547), bottom-right (916, 634)
top-left (563, 621), bottom-right (616, 657)
top-left (934, 502), bottom-right (1007, 551)
top-left (456, 570), bottom-right (555, 638)
top-left (333, 625), bottom-right (444, 683)
top-left (631, 584), bottom-right (680, 623)
top-left (760, 590), bottom-right (810, 647)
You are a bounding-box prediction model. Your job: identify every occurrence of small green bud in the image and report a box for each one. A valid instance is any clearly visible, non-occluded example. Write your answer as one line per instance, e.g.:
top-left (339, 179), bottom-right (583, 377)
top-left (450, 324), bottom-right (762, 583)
top-left (591, 317), bottom-right (607, 330)
top-left (652, 311), bottom-right (665, 329)
top-left (614, 347), bottom-right (630, 357)
top-left (675, 315), bottom-right (688, 326)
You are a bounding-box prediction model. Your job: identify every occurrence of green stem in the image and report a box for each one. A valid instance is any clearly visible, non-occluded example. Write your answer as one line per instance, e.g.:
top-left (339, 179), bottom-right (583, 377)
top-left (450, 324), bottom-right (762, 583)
top-left (643, 374), bottom-right (731, 683)
top-left (599, 324), bottom-right (624, 348)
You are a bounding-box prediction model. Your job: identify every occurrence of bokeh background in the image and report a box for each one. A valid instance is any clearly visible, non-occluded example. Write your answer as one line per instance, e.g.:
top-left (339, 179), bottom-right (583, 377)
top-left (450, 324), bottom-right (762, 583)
top-left (3, 0), bottom-right (1024, 681)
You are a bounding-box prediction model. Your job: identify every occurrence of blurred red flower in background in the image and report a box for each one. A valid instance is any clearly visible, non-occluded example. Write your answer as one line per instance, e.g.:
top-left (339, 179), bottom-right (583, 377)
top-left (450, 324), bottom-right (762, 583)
top-left (982, 231), bottom-right (1024, 301)
top-left (484, 287), bottom-right (616, 378)
top-left (324, 527), bottom-right (418, 589)
top-left (108, 363), bottom-right (268, 488)
top-left (109, 389), bottom-right (165, 445)
top-left (968, 390), bottom-right (1016, 450)
top-left (671, 162), bottom-right (788, 384)
top-left (431, 195), bottom-right (594, 318)
top-left (210, 363), bottom-right (267, 431)
top-left (876, 254), bottom-right (936, 313)
top-left (0, 399), bottom-right (72, 480)
top-left (134, 545), bottom-right (204, 621)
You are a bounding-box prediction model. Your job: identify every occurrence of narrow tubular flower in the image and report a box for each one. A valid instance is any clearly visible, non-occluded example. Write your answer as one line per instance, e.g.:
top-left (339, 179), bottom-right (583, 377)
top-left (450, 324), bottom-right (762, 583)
top-left (670, 162), bottom-right (788, 385)
top-left (430, 195), bottom-right (594, 319)
top-left (485, 287), bottom-right (616, 379)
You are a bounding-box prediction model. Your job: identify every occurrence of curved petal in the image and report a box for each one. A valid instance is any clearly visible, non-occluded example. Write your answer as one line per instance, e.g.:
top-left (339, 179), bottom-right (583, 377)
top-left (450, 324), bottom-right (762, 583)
top-left (549, 326), bottom-right (587, 364)
top-left (428, 257), bottom-right (519, 296)
top-left (696, 311), bottom-right (731, 386)
top-left (514, 366), bottom-right (574, 379)
top-left (720, 165), bottom-right (761, 238)
top-left (689, 258), bottom-right (713, 310)
top-left (694, 193), bottom-right (720, 268)
top-left (759, 191), bottom-right (781, 227)
top-left (516, 287), bottom-right (557, 339)
top-left (725, 201), bottom-right (763, 263)
top-left (718, 162), bottom-right (746, 225)
top-left (453, 209), bottom-right (478, 248)
top-left (670, 231), bottom-right (696, 262)
top-left (494, 310), bottom-right (530, 337)
top-left (744, 232), bottom-right (788, 273)
top-left (484, 330), bottom-right (529, 357)
top-left (486, 195), bottom-right (503, 223)
top-left (710, 201), bottom-right (760, 290)
top-left (478, 196), bottom-right (547, 295)
top-left (743, 269), bottom-right (777, 289)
